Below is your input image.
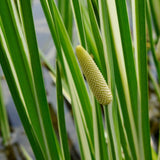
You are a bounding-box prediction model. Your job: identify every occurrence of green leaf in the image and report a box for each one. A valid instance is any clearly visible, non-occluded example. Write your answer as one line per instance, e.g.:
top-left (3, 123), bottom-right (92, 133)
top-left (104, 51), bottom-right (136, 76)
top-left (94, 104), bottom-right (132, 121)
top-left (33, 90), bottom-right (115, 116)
top-left (117, 105), bottom-right (131, 160)
top-left (56, 61), bottom-right (71, 160)
top-left (107, 0), bottom-right (140, 159)
top-left (98, 0), bottom-right (122, 159)
top-left (111, 32), bottom-right (138, 159)
top-left (152, 146), bottom-right (158, 160)
top-left (58, 0), bottom-right (73, 40)
top-left (93, 98), bottom-right (109, 160)
top-left (146, 0), bottom-right (160, 83)
top-left (0, 0), bottom-right (61, 159)
top-left (132, 0), bottom-right (152, 159)
top-left (80, 5), bottom-right (101, 72)
top-left (86, 0), bottom-right (108, 81)
top-left (149, 0), bottom-right (160, 36)
top-left (18, 0), bottom-right (61, 159)
top-left (63, 56), bottom-right (94, 160)
top-left (40, 0), bottom-right (94, 146)
top-left (0, 39), bottom-right (45, 160)
top-left (0, 0), bottom-right (46, 156)
top-left (114, 0), bottom-right (138, 130)
top-left (70, 0), bottom-right (87, 48)
top-left (0, 77), bottom-right (10, 145)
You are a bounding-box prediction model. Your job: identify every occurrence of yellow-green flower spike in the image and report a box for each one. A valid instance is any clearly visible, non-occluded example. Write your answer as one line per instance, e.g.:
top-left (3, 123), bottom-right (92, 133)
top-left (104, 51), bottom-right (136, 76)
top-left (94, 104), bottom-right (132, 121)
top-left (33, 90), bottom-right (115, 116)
top-left (76, 45), bottom-right (112, 105)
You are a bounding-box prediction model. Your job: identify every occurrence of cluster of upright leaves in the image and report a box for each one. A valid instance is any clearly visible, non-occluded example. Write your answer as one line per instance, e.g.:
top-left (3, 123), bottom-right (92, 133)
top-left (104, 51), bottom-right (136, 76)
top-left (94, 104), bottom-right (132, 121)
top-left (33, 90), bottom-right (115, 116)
top-left (0, 0), bottom-right (60, 159)
top-left (39, 0), bottom-right (152, 159)
top-left (1, 0), bottom-right (160, 159)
